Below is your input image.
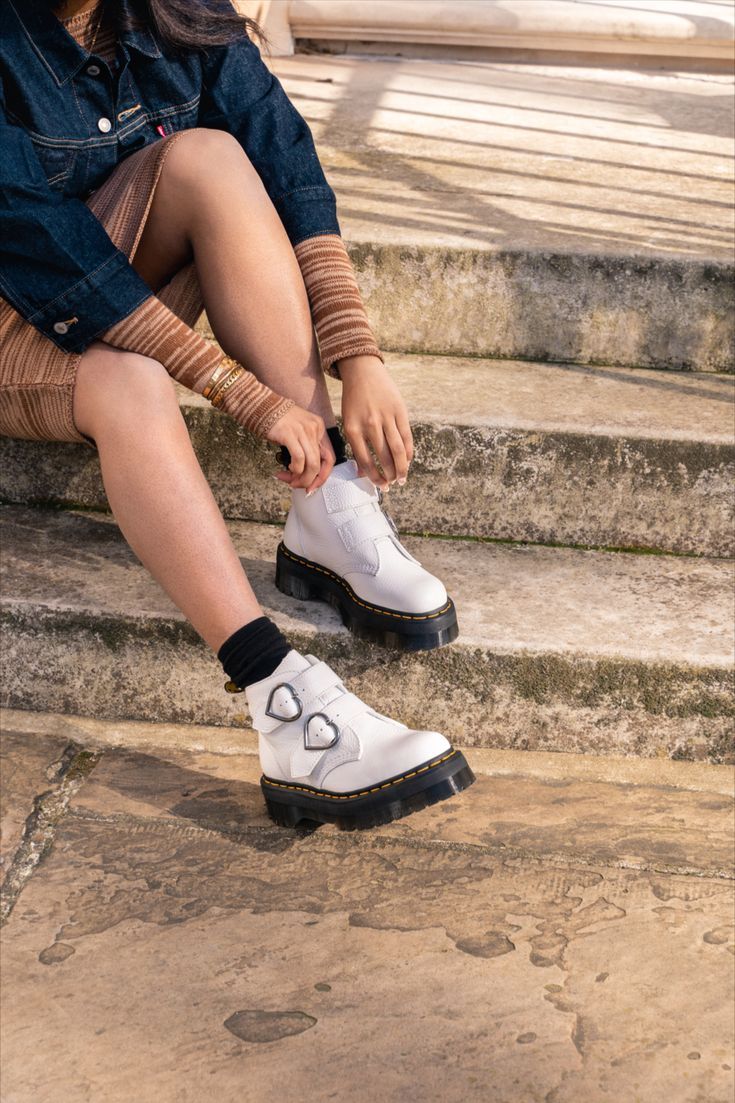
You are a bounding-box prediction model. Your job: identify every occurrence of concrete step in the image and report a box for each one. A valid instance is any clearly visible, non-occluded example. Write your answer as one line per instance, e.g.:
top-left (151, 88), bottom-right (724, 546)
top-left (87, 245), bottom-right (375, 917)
top-left (1, 506), bottom-right (732, 762)
top-left (2, 355), bottom-right (732, 557)
top-left (274, 0), bottom-right (735, 66)
top-left (266, 55), bottom-right (734, 371)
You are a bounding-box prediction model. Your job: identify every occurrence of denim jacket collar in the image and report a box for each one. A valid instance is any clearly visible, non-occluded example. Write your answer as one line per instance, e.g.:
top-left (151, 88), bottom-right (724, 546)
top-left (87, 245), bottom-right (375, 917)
top-left (12, 0), bottom-right (161, 87)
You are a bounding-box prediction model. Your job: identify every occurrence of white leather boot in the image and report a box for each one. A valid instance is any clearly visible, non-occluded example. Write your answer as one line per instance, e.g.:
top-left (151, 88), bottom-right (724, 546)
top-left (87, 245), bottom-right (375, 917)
top-left (276, 460), bottom-right (458, 650)
top-left (245, 649), bottom-right (474, 829)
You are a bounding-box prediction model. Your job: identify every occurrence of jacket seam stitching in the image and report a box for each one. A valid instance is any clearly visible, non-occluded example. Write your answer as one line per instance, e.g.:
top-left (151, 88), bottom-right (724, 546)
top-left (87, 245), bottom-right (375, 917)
top-left (294, 229), bottom-right (342, 245)
top-left (26, 253), bottom-right (129, 321)
top-left (8, 0), bottom-right (66, 88)
top-left (274, 184), bottom-right (335, 202)
top-left (5, 95), bottom-right (200, 146)
top-left (71, 289), bottom-right (153, 350)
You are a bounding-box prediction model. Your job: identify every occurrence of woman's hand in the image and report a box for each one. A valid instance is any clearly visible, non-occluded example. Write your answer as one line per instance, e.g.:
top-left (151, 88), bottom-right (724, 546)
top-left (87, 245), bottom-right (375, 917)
top-left (267, 405), bottom-right (335, 494)
top-left (339, 355), bottom-right (414, 490)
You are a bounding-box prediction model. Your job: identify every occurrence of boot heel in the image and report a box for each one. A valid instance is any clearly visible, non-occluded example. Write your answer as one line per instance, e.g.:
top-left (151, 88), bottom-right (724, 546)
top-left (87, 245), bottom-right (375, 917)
top-left (275, 544), bottom-right (320, 601)
top-left (264, 797), bottom-right (321, 830)
top-left (264, 798), bottom-right (301, 827)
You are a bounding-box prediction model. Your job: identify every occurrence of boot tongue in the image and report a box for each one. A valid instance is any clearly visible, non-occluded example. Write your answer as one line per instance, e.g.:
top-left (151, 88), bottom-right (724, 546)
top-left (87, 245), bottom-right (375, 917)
top-left (267, 649), bottom-right (314, 680)
top-left (325, 460), bottom-right (379, 515)
top-left (329, 459), bottom-right (360, 482)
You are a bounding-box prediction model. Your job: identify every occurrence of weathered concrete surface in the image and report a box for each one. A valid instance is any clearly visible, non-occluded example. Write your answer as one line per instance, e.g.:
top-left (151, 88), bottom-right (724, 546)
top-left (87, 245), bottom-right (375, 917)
top-left (0, 730), bottom-right (69, 870)
top-left (68, 744), bottom-right (735, 878)
top-left (2, 358), bottom-right (733, 556)
top-left (264, 56), bottom-right (735, 370)
top-left (1, 507), bottom-right (733, 761)
top-left (1, 727), bottom-right (733, 1103)
top-left (6, 706), bottom-right (734, 795)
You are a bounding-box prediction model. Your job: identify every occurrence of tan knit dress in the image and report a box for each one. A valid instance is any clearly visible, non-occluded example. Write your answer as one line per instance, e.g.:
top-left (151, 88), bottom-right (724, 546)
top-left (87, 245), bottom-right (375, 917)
top-left (0, 6), bottom-right (382, 448)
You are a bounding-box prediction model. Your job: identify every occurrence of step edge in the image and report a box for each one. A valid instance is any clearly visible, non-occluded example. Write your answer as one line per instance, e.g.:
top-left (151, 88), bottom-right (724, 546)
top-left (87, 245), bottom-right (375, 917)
top-left (2, 706), bottom-right (733, 796)
top-left (2, 599), bottom-right (733, 673)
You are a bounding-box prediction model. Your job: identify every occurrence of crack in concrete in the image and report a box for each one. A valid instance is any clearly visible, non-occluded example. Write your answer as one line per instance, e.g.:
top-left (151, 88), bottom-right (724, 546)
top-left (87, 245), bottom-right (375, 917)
top-left (0, 744), bottom-right (101, 924)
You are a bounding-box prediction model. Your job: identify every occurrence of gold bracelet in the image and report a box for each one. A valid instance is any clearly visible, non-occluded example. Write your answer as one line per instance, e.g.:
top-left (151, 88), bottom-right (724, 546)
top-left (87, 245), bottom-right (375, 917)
top-left (202, 362), bottom-right (228, 400)
top-left (211, 367), bottom-right (245, 408)
top-left (207, 363), bottom-right (240, 405)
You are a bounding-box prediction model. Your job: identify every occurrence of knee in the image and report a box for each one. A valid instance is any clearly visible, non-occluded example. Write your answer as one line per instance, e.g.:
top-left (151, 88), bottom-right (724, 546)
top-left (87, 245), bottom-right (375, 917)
top-left (75, 345), bottom-right (179, 435)
top-left (165, 128), bottom-right (260, 190)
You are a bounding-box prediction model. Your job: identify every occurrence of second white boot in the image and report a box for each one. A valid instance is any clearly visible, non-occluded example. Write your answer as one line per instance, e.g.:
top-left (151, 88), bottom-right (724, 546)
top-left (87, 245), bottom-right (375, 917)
top-left (277, 460), bottom-right (458, 651)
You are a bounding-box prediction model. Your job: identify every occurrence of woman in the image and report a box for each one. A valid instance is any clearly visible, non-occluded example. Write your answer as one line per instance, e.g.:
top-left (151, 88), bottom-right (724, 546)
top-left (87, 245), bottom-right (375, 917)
top-left (0, 0), bottom-right (474, 828)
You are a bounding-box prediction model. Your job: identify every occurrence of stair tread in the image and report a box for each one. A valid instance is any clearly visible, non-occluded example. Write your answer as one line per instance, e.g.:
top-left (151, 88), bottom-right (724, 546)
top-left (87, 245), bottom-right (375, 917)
top-left (181, 353), bottom-right (735, 444)
top-left (2, 505), bottom-right (732, 668)
top-left (3, 355), bottom-right (734, 555)
top-left (275, 55), bottom-right (734, 263)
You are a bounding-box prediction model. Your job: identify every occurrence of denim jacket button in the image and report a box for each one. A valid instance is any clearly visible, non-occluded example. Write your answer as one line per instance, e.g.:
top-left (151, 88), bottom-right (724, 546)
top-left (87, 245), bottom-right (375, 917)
top-left (87, 64), bottom-right (101, 76)
top-left (53, 321), bottom-right (69, 335)
top-left (97, 117), bottom-right (112, 133)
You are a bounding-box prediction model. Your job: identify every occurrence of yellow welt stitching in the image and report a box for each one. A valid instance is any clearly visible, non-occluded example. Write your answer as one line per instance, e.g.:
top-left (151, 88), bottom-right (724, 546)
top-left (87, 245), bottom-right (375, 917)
top-left (281, 545), bottom-right (452, 621)
top-left (262, 751), bottom-right (458, 801)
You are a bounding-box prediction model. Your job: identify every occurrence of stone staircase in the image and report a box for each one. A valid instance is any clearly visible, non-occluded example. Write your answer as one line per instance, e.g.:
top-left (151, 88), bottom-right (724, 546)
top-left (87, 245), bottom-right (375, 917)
top-left (1, 55), bottom-right (733, 765)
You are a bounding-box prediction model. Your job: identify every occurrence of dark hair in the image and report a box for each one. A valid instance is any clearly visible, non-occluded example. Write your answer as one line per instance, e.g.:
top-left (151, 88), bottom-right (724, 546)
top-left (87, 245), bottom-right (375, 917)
top-left (126, 0), bottom-right (265, 51)
top-left (52, 0), bottom-right (265, 52)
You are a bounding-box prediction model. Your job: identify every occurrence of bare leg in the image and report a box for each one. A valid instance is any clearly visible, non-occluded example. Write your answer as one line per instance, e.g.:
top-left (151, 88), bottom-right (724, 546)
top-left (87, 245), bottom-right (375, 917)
top-left (133, 129), bottom-right (336, 426)
top-left (73, 344), bottom-right (262, 652)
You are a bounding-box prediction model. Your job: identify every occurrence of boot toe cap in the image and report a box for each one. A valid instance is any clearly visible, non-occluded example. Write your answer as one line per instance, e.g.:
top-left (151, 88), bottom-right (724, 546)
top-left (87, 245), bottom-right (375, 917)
top-left (321, 728), bottom-right (452, 793)
top-left (347, 568), bottom-right (448, 615)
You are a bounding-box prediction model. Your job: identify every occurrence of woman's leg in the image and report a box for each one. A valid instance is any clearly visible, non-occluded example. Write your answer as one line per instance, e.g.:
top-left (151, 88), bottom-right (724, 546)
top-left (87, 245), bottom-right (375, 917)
top-left (133, 129), bottom-right (335, 426)
top-left (73, 342), bottom-right (262, 652)
top-left (71, 342), bottom-right (474, 828)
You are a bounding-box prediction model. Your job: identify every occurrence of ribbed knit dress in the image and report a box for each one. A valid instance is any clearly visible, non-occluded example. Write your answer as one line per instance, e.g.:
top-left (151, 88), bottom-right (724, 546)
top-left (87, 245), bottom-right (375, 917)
top-left (0, 4), bottom-right (382, 446)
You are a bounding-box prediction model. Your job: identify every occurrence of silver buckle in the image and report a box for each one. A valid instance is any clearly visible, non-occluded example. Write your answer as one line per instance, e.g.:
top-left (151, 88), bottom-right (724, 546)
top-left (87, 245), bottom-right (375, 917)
top-left (265, 682), bottom-right (302, 722)
top-left (303, 712), bottom-right (340, 751)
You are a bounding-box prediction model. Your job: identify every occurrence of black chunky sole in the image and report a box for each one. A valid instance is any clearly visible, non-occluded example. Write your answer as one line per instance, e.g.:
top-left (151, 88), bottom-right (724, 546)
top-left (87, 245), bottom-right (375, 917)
top-left (275, 542), bottom-right (459, 651)
top-left (262, 748), bottom-right (475, 831)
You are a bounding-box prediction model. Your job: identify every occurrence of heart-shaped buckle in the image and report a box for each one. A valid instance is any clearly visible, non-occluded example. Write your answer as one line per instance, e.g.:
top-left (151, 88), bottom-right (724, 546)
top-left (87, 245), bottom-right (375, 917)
top-left (265, 683), bottom-right (302, 722)
top-left (303, 712), bottom-right (340, 751)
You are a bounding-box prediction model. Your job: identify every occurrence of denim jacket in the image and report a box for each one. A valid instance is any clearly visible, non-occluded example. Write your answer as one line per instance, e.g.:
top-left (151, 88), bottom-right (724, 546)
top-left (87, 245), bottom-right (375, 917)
top-left (0, 0), bottom-right (340, 352)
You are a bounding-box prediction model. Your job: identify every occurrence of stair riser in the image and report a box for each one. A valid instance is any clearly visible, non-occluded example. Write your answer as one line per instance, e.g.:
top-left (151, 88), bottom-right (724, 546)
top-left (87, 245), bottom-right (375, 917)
top-left (2, 412), bottom-right (732, 556)
top-left (2, 609), bottom-right (732, 763)
top-left (339, 247), bottom-right (733, 372)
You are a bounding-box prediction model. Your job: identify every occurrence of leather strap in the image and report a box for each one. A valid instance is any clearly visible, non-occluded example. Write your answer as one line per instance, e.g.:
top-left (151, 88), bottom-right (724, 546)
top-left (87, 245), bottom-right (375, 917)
top-left (289, 692), bottom-right (370, 778)
top-left (256, 661), bottom-right (344, 733)
top-left (338, 511), bottom-right (392, 552)
top-left (316, 691), bottom-right (370, 731)
top-left (322, 475), bottom-right (378, 515)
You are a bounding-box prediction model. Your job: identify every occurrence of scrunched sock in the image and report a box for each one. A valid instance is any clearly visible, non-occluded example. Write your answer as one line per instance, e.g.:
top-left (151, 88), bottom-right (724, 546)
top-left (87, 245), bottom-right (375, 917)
top-left (217, 616), bottom-right (291, 690)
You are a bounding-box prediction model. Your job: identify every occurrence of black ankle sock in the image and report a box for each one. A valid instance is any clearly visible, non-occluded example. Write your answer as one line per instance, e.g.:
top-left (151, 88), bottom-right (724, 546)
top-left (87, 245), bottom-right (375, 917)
top-left (217, 616), bottom-right (291, 690)
top-left (278, 424), bottom-right (347, 470)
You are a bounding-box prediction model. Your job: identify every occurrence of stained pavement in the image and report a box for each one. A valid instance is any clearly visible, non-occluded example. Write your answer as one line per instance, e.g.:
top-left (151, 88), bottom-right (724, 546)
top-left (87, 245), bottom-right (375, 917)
top-left (1, 714), bottom-right (733, 1102)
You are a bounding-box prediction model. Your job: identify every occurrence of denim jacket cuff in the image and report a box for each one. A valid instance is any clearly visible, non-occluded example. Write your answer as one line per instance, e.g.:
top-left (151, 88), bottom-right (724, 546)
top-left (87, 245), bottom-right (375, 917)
top-left (274, 186), bottom-right (340, 246)
top-left (27, 251), bottom-right (154, 353)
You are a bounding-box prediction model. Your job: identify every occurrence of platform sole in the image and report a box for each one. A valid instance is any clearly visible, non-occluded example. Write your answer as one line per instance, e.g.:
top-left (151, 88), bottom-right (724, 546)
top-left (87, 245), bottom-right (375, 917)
top-left (262, 748), bottom-right (475, 831)
top-left (275, 542), bottom-right (459, 652)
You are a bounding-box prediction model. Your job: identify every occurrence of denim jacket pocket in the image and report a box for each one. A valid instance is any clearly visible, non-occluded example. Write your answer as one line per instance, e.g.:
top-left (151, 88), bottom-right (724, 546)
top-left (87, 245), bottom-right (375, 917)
top-left (29, 138), bottom-right (78, 190)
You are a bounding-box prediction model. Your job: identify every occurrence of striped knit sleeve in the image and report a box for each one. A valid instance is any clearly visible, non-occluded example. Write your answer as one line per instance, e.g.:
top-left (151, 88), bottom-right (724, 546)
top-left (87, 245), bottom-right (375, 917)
top-left (294, 235), bottom-right (383, 379)
top-left (102, 297), bottom-right (293, 438)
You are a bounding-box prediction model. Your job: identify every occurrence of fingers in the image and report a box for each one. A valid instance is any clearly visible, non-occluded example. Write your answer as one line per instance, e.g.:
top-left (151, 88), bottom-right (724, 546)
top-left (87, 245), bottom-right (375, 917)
top-left (396, 416), bottom-right (414, 466)
top-left (372, 427), bottom-right (396, 485)
top-left (285, 414), bottom-right (324, 490)
top-left (385, 421), bottom-right (409, 483)
top-left (306, 437), bottom-right (336, 495)
top-left (348, 429), bottom-right (386, 490)
top-left (287, 440), bottom-right (306, 482)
